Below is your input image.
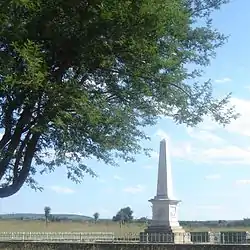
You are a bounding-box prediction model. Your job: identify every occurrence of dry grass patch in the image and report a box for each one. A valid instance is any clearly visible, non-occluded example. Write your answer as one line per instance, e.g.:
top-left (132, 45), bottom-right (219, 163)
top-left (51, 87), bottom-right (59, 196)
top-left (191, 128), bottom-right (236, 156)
top-left (0, 221), bottom-right (248, 236)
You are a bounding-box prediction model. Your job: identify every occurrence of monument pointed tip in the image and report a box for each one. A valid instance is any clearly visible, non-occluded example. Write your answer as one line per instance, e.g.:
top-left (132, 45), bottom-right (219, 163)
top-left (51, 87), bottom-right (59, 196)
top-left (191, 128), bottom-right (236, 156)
top-left (160, 138), bottom-right (168, 143)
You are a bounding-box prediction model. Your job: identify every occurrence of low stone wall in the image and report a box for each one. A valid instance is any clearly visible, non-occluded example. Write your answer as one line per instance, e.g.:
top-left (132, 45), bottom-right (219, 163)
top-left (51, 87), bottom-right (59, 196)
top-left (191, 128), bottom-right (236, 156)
top-left (0, 242), bottom-right (250, 250)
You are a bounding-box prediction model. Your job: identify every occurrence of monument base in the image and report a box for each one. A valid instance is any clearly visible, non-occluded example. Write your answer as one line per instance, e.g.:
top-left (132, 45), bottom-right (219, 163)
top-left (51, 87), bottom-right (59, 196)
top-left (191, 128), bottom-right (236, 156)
top-left (140, 225), bottom-right (192, 243)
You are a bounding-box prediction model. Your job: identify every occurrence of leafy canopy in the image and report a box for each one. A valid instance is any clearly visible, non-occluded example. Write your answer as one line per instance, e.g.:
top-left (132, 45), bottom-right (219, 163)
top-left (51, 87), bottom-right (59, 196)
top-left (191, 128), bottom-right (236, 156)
top-left (93, 212), bottom-right (100, 222)
top-left (0, 0), bottom-right (237, 197)
top-left (113, 207), bottom-right (134, 223)
top-left (44, 206), bottom-right (51, 218)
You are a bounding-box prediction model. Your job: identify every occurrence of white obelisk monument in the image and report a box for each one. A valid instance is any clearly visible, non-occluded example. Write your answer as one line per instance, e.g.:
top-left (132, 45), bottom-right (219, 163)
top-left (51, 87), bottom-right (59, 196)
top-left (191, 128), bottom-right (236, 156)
top-left (142, 139), bottom-right (191, 243)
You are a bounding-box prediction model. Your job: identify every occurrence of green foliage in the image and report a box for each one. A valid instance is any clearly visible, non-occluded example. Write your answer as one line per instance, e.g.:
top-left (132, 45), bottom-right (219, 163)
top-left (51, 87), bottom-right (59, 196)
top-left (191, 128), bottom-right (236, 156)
top-left (44, 206), bottom-right (51, 217)
top-left (136, 217), bottom-right (148, 224)
top-left (113, 207), bottom-right (133, 223)
top-left (0, 0), bottom-right (238, 197)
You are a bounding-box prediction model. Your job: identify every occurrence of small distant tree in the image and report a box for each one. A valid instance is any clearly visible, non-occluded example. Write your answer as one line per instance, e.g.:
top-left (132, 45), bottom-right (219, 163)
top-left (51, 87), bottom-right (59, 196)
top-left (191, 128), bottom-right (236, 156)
top-left (93, 212), bottom-right (99, 223)
top-left (137, 217), bottom-right (148, 224)
top-left (44, 206), bottom-right (51, 227)
top-left (51, 216), bottom-right (61, 222)
top-left (112, 207), bottom-right (133, 227)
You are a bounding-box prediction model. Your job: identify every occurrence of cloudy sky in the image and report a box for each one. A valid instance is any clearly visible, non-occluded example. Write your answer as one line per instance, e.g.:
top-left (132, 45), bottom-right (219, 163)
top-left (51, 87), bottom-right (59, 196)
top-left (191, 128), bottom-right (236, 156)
top-left (2, 0), bottom-right (250, 221)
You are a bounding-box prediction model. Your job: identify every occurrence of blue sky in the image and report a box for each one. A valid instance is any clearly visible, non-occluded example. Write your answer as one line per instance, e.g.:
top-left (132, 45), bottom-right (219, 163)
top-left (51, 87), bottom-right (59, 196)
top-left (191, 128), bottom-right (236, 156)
top-left (1, 0), bottom-right (250, 221)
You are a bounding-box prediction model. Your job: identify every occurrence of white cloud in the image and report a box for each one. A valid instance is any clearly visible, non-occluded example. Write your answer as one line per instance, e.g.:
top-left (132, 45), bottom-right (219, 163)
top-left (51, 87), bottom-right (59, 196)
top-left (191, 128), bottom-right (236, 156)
top-left (235, 179), bottom-right (250, 185)
top-left (175, 144), bottom-right (250, 165)
top-left (190, 97), bottom-right (243, 134)
top-left (214, 77), bottom-right (232, 83)
top-left (153, 130), bottom-right (193, 160)
top-left (205, 174), bottom-right (221, 180)
top-left (197, 117), bottom-right (221, 131)
top-left (171, 142), bottom-right (192, 158)
top-left (154, 129), bottom-right (191, 158)
top-left (154, 98), bottom-right (250, 165)
top-left (194, 98), bottom-right (250, 137)
top-left (113, 175), bottom-right (122, 181)
top-left (49, 185), bottom-right (75, 194)
top-left (201, 145), bottom-right (250, 165)
top-left (155, 129), bottom-right (170, 140)
top-left (157, 131), bottom-right (250, 165)
top-left (186, 127), bottom-right (224, 144)
top-left (225, 98), bottom-right (250, 136)
top-left (123, 184), bottom-right (145, 194)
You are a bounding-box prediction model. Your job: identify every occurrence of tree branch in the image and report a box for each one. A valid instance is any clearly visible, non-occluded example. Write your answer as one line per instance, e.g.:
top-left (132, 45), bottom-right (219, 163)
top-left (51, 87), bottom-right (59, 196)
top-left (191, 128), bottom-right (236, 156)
top-left (0, 132), bottom-right (40, 198)
top-left (0, 106), bottom-right (32, 179)
top-left (13, 130), bottom-right (32, 180)
top-left (100, 68), bottom-right (192, 99)
top-left (0, 100), bottom-right (14, 150)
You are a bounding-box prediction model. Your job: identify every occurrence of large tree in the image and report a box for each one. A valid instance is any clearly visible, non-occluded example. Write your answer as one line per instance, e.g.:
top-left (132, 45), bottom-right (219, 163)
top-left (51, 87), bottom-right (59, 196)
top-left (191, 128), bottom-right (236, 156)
top-left (113, 207), bottom-right (134, 224)
top-left (0, 0), bottom-right (237, 197)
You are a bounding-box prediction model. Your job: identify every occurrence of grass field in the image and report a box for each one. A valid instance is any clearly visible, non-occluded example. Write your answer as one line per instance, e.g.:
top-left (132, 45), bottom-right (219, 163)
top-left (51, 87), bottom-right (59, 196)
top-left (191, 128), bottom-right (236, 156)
top-left (0, 220), bottom-right (248, 236)
top-left (0, 220), bottom-right (145, 235)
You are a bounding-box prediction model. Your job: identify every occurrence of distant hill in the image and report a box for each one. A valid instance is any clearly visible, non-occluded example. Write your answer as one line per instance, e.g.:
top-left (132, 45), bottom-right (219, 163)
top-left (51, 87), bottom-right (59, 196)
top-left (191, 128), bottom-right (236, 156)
top-left (0, 213), bottom-right (92, 221)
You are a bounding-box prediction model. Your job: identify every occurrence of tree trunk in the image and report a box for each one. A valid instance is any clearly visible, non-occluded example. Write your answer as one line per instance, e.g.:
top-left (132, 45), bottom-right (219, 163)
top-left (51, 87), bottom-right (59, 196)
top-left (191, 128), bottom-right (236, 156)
top-left (0, 133), bottom-right (40, 198)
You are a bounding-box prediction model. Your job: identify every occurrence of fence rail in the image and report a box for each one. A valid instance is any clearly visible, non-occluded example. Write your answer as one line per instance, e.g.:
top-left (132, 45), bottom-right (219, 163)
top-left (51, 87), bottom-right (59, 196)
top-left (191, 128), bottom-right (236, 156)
top-left (0, 232), bottom-right (115, 243)
top-left (0, 231), bottom-right (249, 244)
top-left (139, 231), bottom-right (250, 244)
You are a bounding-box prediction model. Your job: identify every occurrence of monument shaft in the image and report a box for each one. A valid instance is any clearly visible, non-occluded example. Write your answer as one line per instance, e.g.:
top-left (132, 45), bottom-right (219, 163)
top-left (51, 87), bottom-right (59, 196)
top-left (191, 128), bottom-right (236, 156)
top-left (150, 139), bottom-right (180, 228)
top-left (156, 139), bottom-right (174, 199)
